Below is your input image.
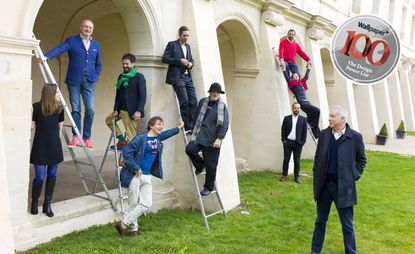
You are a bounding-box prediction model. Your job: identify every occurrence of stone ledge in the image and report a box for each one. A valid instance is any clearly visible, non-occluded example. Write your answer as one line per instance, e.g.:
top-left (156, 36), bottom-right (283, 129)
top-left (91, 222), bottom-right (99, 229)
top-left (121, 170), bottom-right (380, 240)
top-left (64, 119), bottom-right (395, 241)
top-left (16, 185), bottom-right (176, 251)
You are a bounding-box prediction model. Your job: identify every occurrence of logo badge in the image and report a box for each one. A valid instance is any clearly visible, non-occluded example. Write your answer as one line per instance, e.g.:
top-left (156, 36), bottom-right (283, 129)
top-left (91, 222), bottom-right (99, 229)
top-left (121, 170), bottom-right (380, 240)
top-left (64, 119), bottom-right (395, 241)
top-left (331, 15), bottom-right (400, 84)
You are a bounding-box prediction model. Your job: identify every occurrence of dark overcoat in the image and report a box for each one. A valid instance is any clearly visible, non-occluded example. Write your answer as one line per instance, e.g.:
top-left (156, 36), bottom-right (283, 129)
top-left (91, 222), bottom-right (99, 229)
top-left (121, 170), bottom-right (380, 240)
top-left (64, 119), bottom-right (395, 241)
top-left (313, 123), bottom-right (366, 208)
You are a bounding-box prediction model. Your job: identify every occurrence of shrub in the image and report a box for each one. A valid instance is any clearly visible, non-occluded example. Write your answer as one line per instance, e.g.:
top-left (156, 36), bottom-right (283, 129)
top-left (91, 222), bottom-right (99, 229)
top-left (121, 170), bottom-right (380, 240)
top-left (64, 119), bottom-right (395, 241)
top-left (397, 120), bottom-right (405, 131)
top-left (379, 123), bottom-right (388, 136)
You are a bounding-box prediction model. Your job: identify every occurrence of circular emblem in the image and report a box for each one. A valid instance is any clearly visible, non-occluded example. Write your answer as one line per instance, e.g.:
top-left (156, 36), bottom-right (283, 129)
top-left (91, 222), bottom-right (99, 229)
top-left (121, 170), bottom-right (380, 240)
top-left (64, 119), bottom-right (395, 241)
top-left (331, 15), bottom-right (400, 84)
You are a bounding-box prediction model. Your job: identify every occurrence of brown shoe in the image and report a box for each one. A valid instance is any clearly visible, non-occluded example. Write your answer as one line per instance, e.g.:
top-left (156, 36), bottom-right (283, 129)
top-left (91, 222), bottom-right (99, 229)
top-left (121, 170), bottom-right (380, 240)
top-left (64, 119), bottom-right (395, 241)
top-left (280, 176), bottom-right (287, 182)
top-left (114, 221), bottom-right (126, 236)
top-left (294, 176), bottom-right (301, 183)
top-left (116, 141), bottom-right (128, 149)
top-left (130, 231), bottom-right (138, 237)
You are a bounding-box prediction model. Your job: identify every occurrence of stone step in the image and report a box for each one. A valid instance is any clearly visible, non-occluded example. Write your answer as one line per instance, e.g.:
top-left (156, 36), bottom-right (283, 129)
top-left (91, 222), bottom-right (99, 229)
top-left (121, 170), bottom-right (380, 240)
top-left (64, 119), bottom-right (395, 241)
top-left (16, 183), bottom-right (176, 251)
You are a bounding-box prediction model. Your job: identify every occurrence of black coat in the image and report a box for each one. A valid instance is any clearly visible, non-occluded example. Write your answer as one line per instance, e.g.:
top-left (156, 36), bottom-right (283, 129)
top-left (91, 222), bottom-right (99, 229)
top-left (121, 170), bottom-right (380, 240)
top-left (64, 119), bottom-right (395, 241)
top-left (313, 123), bottom-right (366, 208)
top-left (281, 114), bottom-right (307, 145)
top-left (114, 72), bottom-right (147, 119)
top-left (162, 40), bottom-right (194, 85)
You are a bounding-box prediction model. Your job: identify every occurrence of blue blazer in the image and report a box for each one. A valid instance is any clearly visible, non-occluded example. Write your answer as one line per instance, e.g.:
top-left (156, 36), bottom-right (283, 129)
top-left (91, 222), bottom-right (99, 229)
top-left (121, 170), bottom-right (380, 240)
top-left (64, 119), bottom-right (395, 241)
top-left (45, 35), bottom-right (102, 84)
top-left (162, 40), bottom-right (194, 85)
top-left (119, 127), bottom-right (180, 188)
top-left (114, 72), bottom-right (147, 119)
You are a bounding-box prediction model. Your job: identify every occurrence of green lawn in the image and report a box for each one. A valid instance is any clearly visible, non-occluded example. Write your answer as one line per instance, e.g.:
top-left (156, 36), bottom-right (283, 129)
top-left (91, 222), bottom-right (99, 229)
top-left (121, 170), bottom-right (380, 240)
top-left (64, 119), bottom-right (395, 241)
top-left (407, 131), bottom-right (415, 136)
top-left (21, 151), bottom-right (415, 254)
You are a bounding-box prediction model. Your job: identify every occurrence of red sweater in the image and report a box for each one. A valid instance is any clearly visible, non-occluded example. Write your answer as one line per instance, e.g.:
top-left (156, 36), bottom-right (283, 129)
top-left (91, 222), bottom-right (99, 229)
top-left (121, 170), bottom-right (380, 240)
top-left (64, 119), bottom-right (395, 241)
top-left (289, 79), bottom-right (308, 91)
top-left (278, 39), bottom-right (310, 63)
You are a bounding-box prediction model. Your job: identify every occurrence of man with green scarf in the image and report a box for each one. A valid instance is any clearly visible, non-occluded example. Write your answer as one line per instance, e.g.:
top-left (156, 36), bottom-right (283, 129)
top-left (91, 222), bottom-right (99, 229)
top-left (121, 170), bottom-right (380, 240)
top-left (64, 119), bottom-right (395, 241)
top-left (105, 53), bottom-right (147, 148)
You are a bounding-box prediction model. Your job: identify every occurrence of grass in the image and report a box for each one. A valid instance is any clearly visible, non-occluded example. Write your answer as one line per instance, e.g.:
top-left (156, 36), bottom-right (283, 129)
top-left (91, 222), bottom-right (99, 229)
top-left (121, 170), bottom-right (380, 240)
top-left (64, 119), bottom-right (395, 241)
top-left (407, 131), bottom-right (415, 136)
top-left (20, 151), bottom-right (415, 254)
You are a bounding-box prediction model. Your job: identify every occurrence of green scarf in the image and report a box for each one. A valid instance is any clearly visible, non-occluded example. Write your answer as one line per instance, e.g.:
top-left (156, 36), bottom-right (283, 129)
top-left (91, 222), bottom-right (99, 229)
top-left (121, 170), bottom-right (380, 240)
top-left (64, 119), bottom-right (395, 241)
top-left (116, 66), bottom-right (138, 89)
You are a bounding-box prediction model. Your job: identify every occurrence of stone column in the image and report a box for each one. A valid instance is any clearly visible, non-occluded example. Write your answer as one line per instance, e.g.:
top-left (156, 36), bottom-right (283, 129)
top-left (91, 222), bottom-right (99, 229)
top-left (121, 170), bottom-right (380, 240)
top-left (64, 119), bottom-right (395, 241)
top-left (0, 34), bottom-right (38, 252)
top-left (353, 84), bottom-right (379, 143)
top-left (399, 62), bottom-right (415, 130)
top-left (387, 70), bottom-right (405, 128)
top-left (327, 64), bottom-right (359, 130)
top-left (372, 80), bottom-right (395, 135)
top-left (0, 105), bottom-right (14, 253)
top-left (304, 18), bottom-right (330, 128)
top-left (182, 0), bottom-right (240, 211)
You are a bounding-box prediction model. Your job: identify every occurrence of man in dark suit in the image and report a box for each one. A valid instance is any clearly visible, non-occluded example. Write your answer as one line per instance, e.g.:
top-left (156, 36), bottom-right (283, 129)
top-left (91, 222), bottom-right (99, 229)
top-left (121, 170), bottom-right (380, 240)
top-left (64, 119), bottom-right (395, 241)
top-left (280, 102), bottom-right (308, 183)
top-left (310, 105), bottom-right (366, 254)
top-left (105, 53), bottom-right (146, 148)
top-left (45, 19), bottom-right (102, 149)
top-left (162, 26), bottom-right (197, 132)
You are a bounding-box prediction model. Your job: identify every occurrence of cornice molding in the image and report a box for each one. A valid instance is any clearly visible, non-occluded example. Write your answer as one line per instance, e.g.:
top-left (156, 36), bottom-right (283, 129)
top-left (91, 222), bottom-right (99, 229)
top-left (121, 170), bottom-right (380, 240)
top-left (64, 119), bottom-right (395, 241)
top-left (262, 9), bottom-right (285, 26)
top-left (0, 35), bottom-right (39, 56)
top-left (233, 68), bottom-right (260, 78)
top-left (135, 55), bottom-right (166, 68)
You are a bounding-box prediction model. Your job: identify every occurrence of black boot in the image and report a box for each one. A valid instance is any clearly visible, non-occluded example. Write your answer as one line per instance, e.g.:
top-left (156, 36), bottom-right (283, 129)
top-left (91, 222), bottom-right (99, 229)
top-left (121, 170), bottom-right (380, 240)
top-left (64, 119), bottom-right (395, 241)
top-left (30, 179), bottom-right (43, 215)
top-left (43, 178), bottom-right (56, 217)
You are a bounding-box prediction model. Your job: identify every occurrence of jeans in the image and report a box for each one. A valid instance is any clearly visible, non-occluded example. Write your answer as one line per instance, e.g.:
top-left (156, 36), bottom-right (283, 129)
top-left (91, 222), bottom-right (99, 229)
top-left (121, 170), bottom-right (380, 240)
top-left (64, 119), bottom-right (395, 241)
top-left (282, 140), bottom-right (303, 177)
top-left (122, 175), bottom-right (152, 231)
top-left (311, 181), bottom-right (356, 254)
top-left (185, 141), bottom-right (220, 191)
top-left (285, 61), bottom-right (300, 77)
top-left (173, 74), bottom-right (198, 131)
top-left (33, 164), bottom-right (59, 184)
top-left (67, 80), bottom-right (95, 139)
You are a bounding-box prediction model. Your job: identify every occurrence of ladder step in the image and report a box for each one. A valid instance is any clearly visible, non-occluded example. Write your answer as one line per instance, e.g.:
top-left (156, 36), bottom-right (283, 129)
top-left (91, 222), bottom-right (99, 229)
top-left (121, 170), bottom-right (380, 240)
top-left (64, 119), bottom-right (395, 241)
top-left (74, 160), bottom-right (93, 166)
top-left (81, 176), bottom-right (100, 182)
top-left (205, 210), bottom-right (224, 218)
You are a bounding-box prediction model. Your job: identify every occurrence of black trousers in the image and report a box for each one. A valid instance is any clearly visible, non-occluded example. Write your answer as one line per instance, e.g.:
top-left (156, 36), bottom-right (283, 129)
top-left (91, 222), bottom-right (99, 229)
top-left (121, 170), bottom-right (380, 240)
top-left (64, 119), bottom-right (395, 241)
top-left (173, 74), bottom-right (198, 131)
top-left (282, 140), bottom-right (303, 177)
top-left (292, 86), bottom-right (320, 132)
top-left (185, 141), bottom-right (220, 191)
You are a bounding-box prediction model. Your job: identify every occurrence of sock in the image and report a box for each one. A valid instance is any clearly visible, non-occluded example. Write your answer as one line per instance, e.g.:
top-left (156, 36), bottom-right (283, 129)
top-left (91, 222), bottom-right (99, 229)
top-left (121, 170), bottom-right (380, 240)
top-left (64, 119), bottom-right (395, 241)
top-left (117, 135), bottom-right (126, 142)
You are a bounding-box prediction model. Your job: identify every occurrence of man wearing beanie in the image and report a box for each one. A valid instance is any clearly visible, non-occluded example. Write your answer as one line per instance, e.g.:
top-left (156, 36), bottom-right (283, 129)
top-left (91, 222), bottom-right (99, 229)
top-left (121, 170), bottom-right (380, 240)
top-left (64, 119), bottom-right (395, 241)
top-left (185, 82), bottom-right (229, 196)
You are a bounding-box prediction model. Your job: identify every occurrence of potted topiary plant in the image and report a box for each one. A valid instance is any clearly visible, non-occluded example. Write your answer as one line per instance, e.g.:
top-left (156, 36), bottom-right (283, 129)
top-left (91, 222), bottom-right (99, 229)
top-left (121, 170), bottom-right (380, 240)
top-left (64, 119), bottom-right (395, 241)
top-left (395, 120), bottom-right (406, 139)
top-left (376, 123), bottom-right (388, 145)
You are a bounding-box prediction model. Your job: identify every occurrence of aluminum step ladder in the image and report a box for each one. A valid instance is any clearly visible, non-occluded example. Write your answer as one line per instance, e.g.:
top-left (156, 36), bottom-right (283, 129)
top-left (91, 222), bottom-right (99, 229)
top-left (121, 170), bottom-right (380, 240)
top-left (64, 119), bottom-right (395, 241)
top-left (33, 39), bottom-right (117, 211)
top-left (97, 119), bottom-right (128, 213)
top-left (172, 89), bottom-right (227, 229)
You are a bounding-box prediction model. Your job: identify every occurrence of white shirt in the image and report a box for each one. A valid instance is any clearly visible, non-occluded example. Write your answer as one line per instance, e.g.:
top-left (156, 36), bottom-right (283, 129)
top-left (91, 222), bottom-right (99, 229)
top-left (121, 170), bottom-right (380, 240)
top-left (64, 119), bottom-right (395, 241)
top-left (332, 125), bottom-right (346, 140)
top-left (181, 44), bottom-right (187, 59)
top-left (287, 114), bottom-right (299, 140)
top-left (80, 34), bottom-right (91, 51)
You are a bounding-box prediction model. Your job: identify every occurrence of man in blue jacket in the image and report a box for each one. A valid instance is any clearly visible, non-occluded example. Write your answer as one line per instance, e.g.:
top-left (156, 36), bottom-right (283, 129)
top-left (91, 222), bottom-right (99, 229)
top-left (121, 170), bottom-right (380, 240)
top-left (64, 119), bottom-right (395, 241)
top-left (162, 26), bottom-right (197, 132)
top-left (185, 83), bottom-right (229, 196)
top-left (115, 116), bottom-right (184, 237)
top-left (45, 19), bottom-right (102, 149)
top-left (310, 105), bottom-right (366, 254)
top-left (105, 53), bottom-right (146, 148)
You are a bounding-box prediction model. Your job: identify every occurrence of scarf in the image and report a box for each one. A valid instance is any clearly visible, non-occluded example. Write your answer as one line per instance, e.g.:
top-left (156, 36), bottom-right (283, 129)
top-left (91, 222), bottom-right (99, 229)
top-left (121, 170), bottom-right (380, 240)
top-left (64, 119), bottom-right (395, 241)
top-left (191, 97), bottom-right (225, 142)
top-left (116, 66), bottom-right (138, 89)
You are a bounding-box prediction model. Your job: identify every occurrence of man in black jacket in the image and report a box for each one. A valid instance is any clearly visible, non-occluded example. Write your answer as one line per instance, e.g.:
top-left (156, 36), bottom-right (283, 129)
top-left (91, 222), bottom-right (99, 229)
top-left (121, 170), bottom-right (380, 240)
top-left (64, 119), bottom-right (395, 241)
top-left (185, 83), bottom-right (229, 196)
top-left (162, 26), bottom-right (197, 132)
top-left (105, 53), bottom-right (146, 148)
top-left (310, 105), bottom-right (366, 254)
top-left (280, 102), bottom-right (307, 183)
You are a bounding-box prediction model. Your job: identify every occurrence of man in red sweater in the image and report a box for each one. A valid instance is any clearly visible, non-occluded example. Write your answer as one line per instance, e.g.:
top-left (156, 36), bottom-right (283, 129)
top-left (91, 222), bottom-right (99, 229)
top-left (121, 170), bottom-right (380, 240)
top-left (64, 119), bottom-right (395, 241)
top-left (279, 29), bottom-right (311, 76)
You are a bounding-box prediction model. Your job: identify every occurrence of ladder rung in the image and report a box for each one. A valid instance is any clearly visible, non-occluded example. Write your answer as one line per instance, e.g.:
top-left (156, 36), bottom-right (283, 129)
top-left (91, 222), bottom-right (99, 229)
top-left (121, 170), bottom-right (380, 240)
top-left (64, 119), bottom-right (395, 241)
top-left (74, 160), bottom-right (93, 166)
top-left (205, 210), bottom-right (224, 218)
top-left (81, 176), bottom-right (100, 182)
